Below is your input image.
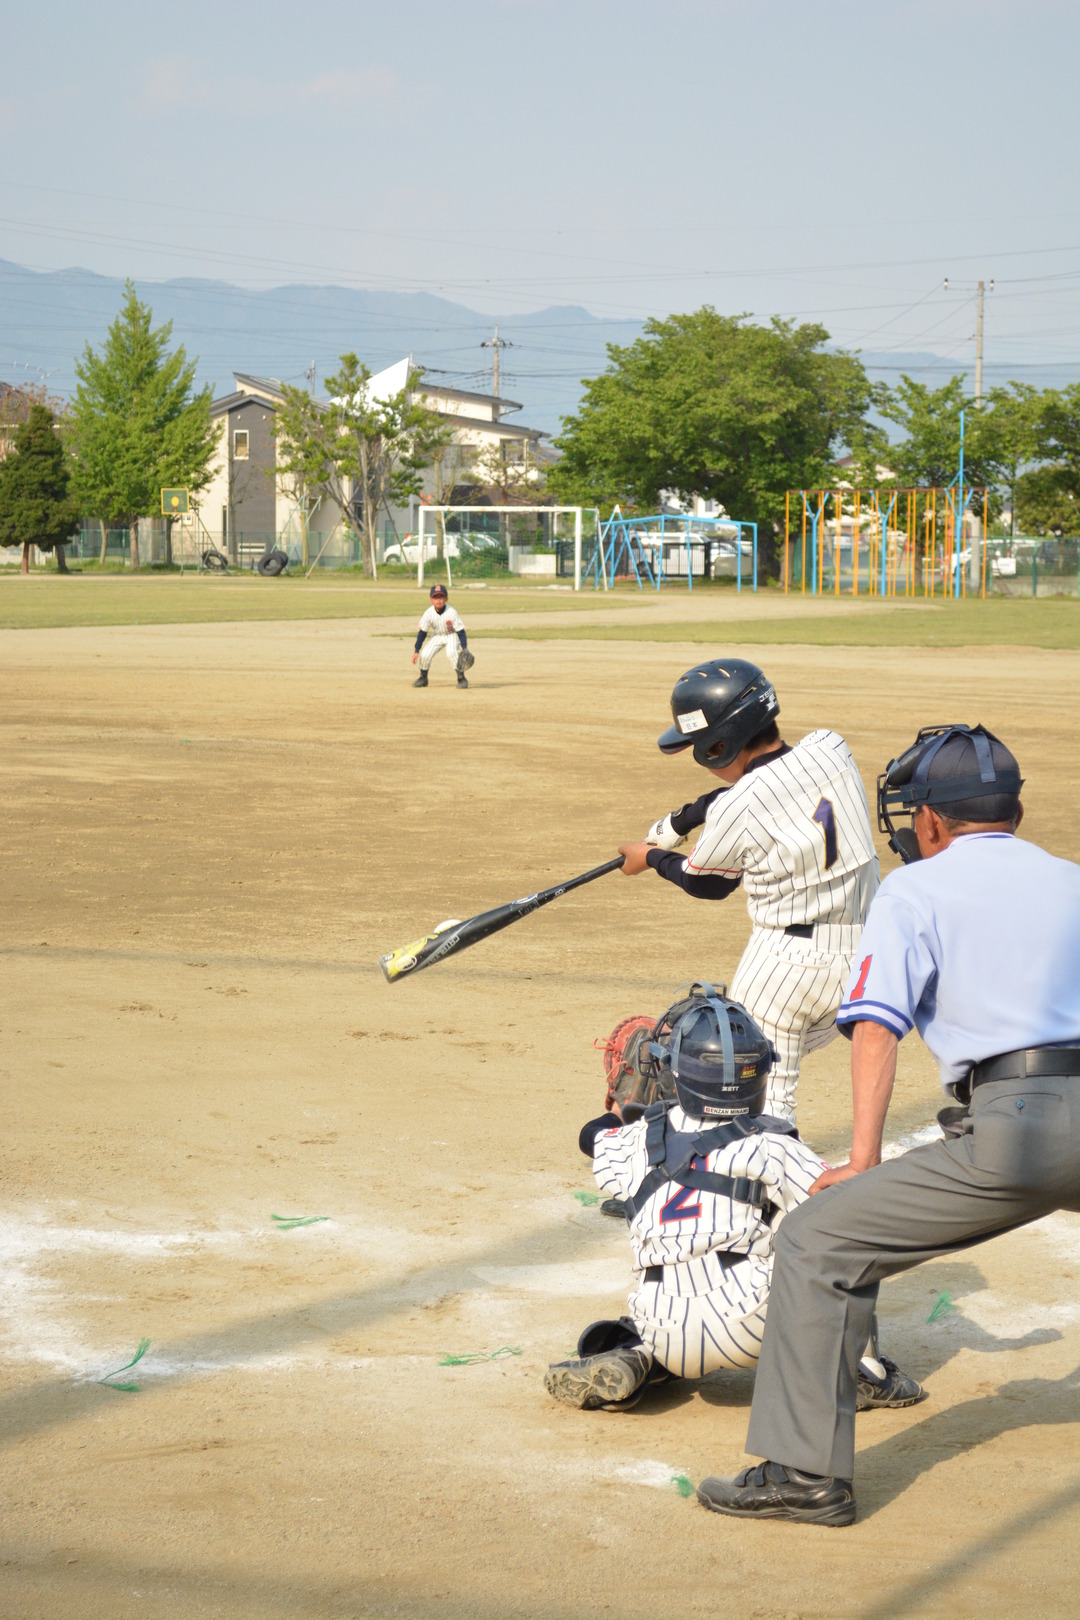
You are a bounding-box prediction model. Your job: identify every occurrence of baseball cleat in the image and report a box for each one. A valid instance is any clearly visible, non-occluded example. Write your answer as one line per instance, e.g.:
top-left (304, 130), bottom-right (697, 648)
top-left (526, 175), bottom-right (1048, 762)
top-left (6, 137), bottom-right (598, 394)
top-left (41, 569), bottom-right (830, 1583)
top-left (457, 674), bottom-right (469, 688)
top-left (696, 1461), bottom-right (856, 1526)
top-left (856, 1356), bottom-right (926, 1411)
top-left (544, 1346), bottom-right (653, 1411)
top-left (412, 671), bottom-right (429, 687)
top-left (600, 1197), bottom-right (628, 1219)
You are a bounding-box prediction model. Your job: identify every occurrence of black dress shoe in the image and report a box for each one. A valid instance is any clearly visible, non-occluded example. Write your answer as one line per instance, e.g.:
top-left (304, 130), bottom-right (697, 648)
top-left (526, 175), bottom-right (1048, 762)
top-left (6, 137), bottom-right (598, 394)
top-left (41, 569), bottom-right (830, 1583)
top-left (697, 1461), bottom-right (855, 1526)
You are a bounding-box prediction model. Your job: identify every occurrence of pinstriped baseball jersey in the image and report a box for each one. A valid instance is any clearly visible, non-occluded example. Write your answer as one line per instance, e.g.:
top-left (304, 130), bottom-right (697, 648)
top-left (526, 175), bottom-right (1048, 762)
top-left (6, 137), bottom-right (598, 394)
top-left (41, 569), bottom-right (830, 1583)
top-left (591, 1105), bottom-right (825, 1272)
top-left (685, 730), bottom-right (879, 928)
top-left (417, 603), bottom-right (465, 639)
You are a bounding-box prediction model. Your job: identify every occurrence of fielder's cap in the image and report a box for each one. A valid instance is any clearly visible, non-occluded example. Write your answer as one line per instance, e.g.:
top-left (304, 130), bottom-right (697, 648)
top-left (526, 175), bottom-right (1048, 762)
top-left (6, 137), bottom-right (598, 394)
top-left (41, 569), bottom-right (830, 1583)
top-left (429, 584), bottom-right (448, 599)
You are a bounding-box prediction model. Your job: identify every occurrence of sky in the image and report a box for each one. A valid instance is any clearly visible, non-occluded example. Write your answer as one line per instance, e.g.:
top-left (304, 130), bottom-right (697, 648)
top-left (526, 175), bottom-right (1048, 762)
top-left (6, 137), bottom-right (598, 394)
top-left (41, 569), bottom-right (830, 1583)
top-left (2, 0), bottom-right (1079, 403)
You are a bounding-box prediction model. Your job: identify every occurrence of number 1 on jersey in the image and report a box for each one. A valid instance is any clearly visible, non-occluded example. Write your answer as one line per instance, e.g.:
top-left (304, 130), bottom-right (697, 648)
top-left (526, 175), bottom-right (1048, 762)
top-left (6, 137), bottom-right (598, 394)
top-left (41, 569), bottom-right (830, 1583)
top-left (812, 797), bottom-right (837, 869)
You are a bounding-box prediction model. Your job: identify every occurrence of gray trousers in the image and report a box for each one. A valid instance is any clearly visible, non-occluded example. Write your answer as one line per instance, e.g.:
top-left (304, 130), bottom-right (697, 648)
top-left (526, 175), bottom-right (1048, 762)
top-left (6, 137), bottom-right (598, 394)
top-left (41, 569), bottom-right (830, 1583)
top-left (745, 1074), bottom-right (1080, 1480)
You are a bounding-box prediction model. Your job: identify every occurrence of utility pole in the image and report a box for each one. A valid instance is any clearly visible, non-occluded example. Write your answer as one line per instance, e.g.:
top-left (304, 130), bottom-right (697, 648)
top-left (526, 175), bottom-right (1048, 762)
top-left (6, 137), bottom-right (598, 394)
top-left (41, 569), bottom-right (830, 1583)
top-left (975, 282), bottom-right (986, 403)
top-left (481, 325), bottom-right (511, 407)
top-left (306, 361), bottom-right (316, 396)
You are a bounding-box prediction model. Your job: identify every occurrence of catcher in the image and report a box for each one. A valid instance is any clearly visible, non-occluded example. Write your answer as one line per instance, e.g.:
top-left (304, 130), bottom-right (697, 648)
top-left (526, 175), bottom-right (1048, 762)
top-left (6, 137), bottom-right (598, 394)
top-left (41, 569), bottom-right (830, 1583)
top-left (544, 987), bottom-right (924, 1412)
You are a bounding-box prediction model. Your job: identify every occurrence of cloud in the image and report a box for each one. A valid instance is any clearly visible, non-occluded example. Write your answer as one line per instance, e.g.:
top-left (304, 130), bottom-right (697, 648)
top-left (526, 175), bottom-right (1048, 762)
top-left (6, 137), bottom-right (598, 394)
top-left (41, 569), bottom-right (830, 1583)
top-left (294, 67), bottom-right (398, 108)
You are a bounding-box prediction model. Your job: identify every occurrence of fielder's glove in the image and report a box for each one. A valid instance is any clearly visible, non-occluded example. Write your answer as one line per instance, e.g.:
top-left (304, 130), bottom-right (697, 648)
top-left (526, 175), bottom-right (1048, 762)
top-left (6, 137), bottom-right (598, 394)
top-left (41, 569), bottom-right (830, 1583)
top-left (595, 1014), bottom-right (674, 1117)
top-left (644, 814), bottom-right (686, 851)
top-left (456, 647), bottom-right (475, 676)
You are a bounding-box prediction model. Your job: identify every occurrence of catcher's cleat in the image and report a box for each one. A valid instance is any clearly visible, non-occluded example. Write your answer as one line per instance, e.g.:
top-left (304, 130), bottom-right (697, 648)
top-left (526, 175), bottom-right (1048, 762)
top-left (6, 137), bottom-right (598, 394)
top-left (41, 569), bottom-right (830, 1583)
top-left (412, 670), bottom-right (429, 687)
top-left (600, 1197), bottom-right (628, 1219)
top-left (856, 1356), bottom-right (926, 1411)
top-left (697, 1462), bottom-right (856, 1526)
top-left (544, 1346), bottom-right (655, 1411)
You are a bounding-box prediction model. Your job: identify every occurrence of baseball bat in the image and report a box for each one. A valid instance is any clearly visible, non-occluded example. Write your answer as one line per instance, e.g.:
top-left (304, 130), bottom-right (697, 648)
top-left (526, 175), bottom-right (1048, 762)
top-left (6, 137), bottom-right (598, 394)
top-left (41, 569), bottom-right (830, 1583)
top-left (379, 855), bottom-right (626, 983)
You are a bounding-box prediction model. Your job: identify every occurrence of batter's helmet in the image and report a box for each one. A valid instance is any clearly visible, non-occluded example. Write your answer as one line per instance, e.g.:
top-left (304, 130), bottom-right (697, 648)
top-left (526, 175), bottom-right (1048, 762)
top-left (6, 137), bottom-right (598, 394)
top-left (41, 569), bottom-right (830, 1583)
top-left (878, 724), bottom-right (1023, 863)
top-left (658, 659), bottom-right (779, 768)
top-left (648, 984), bottom-right (774, 1120)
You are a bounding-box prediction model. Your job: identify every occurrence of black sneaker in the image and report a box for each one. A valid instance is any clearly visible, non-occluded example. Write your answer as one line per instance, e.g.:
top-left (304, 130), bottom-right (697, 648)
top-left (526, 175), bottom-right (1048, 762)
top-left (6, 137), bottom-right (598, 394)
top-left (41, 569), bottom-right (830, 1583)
top-left (697, 1461), bottom-right (856, 1526)
top-left (412, 671), bottom-right (428, 687)
top-left (457, 675), bottom-right (469, 689)
top-left (856, 1356), bottom-right (926, 1411)
top-left (544, 1346), bottom-right (653, 1411)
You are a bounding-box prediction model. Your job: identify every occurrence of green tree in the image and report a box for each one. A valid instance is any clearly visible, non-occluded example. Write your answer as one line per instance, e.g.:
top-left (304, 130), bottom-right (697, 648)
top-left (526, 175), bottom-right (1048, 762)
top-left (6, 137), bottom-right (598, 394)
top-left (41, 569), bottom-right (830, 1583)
top-left (70, 281), bottom-right (216, 568)
top-left (274, 354), bottom-right (445, 575)
top-left (1016, 382), bottom-right (1080, 534)
top-left (977, 383), bottom-right (1041, 535)
top-left (0, 403), bottom-right (79, 573)
top-left (878, 375), bottom-right (997, 488)
top-left (547, 309), bottom-right (879, 573)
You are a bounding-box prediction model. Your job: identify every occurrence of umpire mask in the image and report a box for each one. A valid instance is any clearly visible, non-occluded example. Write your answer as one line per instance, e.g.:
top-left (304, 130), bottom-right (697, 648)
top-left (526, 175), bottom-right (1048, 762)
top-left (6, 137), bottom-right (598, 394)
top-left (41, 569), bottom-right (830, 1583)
top-left (878, 724), bottom-right (1023, 863)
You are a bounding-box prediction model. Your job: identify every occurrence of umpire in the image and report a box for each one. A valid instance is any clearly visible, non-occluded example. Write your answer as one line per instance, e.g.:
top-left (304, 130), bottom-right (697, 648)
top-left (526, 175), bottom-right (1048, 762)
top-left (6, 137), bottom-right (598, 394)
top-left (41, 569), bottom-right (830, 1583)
top-left (696, 723), bottom-right (1080, 1527)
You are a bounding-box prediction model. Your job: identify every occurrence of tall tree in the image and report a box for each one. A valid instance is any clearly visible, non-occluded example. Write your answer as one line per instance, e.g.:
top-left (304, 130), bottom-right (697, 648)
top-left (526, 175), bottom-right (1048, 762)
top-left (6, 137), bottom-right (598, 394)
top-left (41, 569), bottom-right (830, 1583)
top-left (1021, 381), bottom-right (1080, 533)
top-left (70, 282), bottom-right (216, 568)
top-left (877, 375), bottom-right (996, 489)
top-left (0, 404), bottom-right (79, 573)
top-left (274, 354), bottom-right (445, 575)
top-left (547, 310), bottom-right (878, 574)
top-left (978, 383), bottom-right (1041, 535)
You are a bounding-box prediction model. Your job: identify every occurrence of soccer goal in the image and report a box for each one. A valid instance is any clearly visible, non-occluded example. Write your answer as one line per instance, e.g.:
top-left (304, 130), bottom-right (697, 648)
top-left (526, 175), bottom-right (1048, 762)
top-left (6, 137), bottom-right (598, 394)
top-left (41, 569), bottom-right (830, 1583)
top-left (414, 505), bottom-right (592, 591)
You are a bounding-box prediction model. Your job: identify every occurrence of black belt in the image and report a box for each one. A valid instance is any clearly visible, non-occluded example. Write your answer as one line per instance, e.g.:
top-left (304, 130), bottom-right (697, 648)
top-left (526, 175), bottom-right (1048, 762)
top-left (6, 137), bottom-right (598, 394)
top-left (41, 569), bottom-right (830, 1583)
top-left (970, 1045), bottom-right (1080, 1089)
top-left (784, 923), bottom-right (814, 939)
top-left (644, 1264), bottom-right (663, 1285)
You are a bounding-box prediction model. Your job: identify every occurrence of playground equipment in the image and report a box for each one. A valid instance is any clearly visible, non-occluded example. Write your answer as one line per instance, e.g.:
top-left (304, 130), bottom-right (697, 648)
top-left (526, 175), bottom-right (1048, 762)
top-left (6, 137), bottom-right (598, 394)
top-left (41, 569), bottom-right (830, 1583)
top-left (783, 485), bottom-right (990, 598)
top-left (585, 507), bottom-right (759, 592)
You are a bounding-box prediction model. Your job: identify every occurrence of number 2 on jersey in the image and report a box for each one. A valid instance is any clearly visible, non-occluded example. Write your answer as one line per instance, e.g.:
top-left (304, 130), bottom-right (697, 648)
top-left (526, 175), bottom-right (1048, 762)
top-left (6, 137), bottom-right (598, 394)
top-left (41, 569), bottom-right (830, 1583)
top-left (811, 797), bottom-right (838, 869)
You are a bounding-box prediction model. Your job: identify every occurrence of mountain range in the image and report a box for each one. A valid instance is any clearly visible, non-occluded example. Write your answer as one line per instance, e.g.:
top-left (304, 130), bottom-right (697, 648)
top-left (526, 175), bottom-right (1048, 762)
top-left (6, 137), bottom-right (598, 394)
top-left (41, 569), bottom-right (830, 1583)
top-left (2, 258), bottom-right (1077, 438)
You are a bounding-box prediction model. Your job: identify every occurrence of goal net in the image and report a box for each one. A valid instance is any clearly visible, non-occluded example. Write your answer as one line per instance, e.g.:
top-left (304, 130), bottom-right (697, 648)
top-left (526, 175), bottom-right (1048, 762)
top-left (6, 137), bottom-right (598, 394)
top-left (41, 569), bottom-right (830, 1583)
top-left (412, 504), bottom-right (592, 589)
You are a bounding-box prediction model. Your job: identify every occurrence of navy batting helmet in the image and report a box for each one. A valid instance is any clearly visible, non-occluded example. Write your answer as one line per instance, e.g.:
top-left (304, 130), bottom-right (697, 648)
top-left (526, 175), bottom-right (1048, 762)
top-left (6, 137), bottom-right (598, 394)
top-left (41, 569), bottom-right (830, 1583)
top-left (658, 659), bottom-right (779, 769)
top-left (878, 724), bottom-right (1023, 863)
top-left (648, 984), bottom-right (774, 1120)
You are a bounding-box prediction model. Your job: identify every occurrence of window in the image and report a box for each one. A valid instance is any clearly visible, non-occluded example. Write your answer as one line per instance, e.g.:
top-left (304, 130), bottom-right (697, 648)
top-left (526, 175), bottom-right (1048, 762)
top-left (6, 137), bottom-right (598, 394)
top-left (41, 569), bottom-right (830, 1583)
top-left (234, 429), bottom-right (249, 460)
top-left (500, 439), bottom-right (525, 464)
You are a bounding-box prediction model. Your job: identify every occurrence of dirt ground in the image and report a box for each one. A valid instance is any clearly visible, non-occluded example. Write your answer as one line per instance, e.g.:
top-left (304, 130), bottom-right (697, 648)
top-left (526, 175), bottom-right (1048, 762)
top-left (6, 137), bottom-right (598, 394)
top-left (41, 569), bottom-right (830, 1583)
top-left (2, 592), bottom-right (1079, 1619)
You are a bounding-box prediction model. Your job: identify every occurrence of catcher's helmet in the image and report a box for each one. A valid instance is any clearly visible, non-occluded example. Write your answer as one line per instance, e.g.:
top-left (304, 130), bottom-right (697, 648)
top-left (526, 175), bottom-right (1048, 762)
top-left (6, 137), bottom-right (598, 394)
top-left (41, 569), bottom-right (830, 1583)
top-left (658, 659), bottom-right (779, 768)
top-left (878, 724), bottom-right (1023, 864)
top-left (649, 984), bottom-right (773, 1119)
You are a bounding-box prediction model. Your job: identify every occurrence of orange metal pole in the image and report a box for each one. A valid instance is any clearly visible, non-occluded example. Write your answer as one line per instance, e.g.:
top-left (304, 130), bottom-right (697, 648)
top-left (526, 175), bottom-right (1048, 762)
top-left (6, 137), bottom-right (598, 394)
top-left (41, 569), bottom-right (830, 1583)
top-left (834, 491), bottom-right (842, 595)
top-left (853, 491), bottom-right (861, 596)
top-left (930, 489), bottom-right (936, 597)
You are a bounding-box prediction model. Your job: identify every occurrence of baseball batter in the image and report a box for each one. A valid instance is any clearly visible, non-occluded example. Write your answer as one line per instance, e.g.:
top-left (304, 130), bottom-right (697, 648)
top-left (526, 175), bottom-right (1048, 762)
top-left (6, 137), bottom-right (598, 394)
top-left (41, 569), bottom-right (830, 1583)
top-left (545, 989), bottom-right (921, 1411)
top-left (412, 583), bottom-right (471, 688)
top-left (619, 659), bottom-right (879, 1121)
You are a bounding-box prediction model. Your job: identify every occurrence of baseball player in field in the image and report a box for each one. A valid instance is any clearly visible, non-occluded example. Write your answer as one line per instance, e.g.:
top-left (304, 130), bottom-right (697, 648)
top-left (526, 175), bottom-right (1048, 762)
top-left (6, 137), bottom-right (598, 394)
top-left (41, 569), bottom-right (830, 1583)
top-left (412, 583), bottom-right (472, 688)
top-left (545, 987), bottom-right (922, 1411)
top-left (618, 659), bottom-right (879, 1123)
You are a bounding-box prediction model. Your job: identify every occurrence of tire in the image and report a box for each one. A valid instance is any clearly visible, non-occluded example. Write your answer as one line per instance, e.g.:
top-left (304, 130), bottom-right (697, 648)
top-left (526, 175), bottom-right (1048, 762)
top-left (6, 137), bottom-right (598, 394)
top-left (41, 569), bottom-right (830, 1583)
top-left (256, 549), bottom-right (289, 577)
top-left (202, 548), bottom-right (229, 573)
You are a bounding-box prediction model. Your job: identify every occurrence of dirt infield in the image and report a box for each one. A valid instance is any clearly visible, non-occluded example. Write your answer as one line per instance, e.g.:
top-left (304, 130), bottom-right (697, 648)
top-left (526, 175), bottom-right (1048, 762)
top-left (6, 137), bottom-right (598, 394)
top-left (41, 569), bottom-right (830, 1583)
top-left (2, 596), bottom-right (1078, 1619)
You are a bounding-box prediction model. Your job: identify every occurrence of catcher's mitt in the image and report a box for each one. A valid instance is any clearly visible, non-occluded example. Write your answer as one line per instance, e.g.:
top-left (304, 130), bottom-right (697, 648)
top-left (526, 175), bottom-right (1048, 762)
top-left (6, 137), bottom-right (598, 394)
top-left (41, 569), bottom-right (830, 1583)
top-left (595, 1013), bottom-right (674, 1116)
top-left (456, 647), bottom-right (476, 676)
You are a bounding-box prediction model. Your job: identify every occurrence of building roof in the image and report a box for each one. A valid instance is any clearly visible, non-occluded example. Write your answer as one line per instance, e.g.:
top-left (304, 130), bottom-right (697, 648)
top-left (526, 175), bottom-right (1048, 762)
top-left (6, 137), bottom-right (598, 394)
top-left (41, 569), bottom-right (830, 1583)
top-left (437, 411), bottom-right (545, 441)
top-left (234, 372), bottom-right (287, 401)
top-left (416, 378), bottom-right (524, 414)
top-left (210, 390), bottom-right (278, 417)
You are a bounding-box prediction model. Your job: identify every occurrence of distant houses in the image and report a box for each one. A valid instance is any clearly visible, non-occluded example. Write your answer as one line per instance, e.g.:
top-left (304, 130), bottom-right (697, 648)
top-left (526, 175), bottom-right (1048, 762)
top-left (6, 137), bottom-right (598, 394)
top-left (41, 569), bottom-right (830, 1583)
top-left (194, 360), bottom-right (553, 568)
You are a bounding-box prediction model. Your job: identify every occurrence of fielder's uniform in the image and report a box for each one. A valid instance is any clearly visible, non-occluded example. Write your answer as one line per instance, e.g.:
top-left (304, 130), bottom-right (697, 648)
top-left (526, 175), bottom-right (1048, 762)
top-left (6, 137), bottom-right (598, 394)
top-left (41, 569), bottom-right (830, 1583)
top-left (746, 831), bottom-right (1080, 1481)
top-left (587, 1105), bottom-right (826, 1377)
top-left (414, 602), bottom-right (467, 673)
top-left (648, 731), bottom-right (879, 1119)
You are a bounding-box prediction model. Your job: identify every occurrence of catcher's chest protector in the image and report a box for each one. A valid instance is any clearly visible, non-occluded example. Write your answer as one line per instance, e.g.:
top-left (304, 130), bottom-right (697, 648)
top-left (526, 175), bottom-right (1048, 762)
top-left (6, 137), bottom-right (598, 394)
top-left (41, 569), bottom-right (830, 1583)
top-left (621, 1101), bottom-right (797, 1223)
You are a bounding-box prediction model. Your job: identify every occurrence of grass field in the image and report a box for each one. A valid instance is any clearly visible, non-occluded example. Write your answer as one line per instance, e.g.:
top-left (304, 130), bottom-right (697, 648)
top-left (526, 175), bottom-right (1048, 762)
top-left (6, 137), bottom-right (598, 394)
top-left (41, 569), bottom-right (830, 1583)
top-left (2, 586), bottom-right (1078, 1619)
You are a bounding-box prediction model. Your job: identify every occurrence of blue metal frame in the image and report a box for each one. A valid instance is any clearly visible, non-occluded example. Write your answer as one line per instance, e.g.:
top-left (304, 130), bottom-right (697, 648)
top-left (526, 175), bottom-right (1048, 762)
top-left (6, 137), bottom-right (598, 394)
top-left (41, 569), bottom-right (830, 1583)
top-left (585, 510), bottom-right (758, 592)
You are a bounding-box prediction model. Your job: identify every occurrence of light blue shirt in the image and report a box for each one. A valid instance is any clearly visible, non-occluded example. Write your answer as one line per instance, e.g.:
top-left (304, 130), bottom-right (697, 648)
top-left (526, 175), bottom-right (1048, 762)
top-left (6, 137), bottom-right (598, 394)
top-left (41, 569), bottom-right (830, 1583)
top-left (837, 833), bottom-right (1080, 1089)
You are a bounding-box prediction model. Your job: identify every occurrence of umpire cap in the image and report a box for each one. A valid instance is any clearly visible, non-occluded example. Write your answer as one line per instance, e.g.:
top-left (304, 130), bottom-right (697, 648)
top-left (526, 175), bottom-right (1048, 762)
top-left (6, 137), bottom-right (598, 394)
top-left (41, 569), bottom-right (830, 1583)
top-left (878, 724), bottom-right (1023, 861)
top-left (658, 658), bottom-right (779, 769)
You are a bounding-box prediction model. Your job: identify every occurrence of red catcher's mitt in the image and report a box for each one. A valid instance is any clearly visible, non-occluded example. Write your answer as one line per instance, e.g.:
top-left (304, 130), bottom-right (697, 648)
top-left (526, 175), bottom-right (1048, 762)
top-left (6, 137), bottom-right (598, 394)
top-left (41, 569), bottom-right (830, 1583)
top-left (595, 1014), bottom-right (663, 1113)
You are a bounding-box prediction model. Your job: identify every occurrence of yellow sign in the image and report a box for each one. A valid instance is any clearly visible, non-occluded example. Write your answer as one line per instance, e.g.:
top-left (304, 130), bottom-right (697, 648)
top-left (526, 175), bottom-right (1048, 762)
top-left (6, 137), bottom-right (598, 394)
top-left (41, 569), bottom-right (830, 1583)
top-left (161, 488), bottom-right (189, 515)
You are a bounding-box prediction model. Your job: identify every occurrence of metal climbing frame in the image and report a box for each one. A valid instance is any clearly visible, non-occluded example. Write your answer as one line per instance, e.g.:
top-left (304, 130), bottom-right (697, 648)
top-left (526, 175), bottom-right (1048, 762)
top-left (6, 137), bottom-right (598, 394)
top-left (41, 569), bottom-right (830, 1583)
top-left (585, 507), bottom-right (759, 592)
top-left (783, 483), bottom-right (990, 598)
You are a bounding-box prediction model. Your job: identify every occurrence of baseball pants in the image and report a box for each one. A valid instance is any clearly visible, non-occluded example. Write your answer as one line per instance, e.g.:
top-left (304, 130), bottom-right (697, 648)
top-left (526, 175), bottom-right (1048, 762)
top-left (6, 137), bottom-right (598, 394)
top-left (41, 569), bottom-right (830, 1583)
top-left (419, 634), bottom-right (461, 673)
top-left (629, 1253), bottom-right (772, 1377)
top-left (745, 1071), bottom-right (1080, 1480)
top-left (730, 924), bottom-right (863, 1122)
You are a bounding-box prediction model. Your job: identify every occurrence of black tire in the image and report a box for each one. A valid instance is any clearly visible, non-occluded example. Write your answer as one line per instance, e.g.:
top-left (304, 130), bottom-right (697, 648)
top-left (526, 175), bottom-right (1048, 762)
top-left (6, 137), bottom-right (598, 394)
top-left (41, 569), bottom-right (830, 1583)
top-left (202, 548), bottom-right (229, 573)
top-left (256, 549), bottom-right (289, 577)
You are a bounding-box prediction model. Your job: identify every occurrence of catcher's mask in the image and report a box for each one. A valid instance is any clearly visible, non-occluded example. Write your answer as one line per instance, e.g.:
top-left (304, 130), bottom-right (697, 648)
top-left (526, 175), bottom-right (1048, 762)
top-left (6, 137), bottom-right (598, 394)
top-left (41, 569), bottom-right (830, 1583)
top-left (649, 984), bottom-right (774, 1120)
top-left (878, 724), bottom-right (1023, 864)
top-left (657, 659), bottom-right (779, 769)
